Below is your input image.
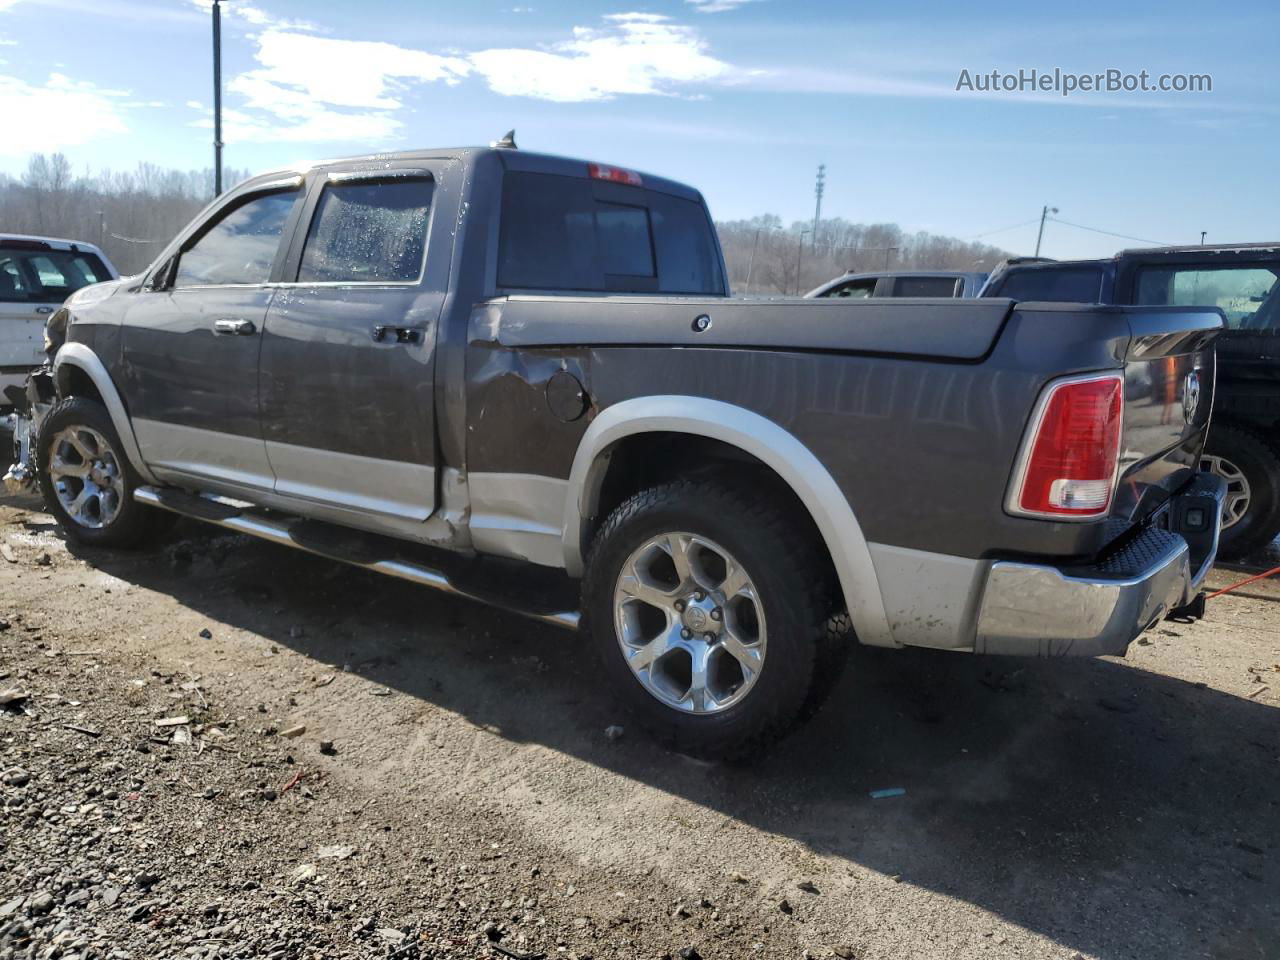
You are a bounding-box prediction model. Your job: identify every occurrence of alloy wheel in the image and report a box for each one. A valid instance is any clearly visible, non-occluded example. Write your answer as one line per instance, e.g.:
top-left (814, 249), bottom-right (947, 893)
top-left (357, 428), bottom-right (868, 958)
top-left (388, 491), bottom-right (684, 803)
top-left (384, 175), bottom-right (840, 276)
top-left (47, 426), bottom-right (125, 529)
top-left (612, 532), bottom-right (767, 714)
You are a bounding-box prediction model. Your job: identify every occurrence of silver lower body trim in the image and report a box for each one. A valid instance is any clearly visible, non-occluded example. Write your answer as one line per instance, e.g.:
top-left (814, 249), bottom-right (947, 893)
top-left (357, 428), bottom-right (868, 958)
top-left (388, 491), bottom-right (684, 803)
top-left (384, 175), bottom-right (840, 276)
top-left (133, 485), bottom-right (579, 632)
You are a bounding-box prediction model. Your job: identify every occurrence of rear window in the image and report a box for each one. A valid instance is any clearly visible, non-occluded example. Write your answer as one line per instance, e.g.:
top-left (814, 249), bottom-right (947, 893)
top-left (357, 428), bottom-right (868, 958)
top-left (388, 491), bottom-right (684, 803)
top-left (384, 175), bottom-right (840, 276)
top-left (0, 247), bottom-right (112, 304)
top-left (991, 267), bottom-right (1104, 302)
top-left (498, 171), bottom-right (723, 295)
top-left (894, 276), bottom-right (961, 297)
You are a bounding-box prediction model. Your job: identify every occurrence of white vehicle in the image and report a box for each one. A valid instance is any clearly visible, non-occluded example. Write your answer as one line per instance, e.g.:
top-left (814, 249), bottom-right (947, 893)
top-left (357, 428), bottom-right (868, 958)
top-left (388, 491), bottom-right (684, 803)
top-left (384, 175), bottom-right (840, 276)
top-left (1, 235), bottom-right (117, 410)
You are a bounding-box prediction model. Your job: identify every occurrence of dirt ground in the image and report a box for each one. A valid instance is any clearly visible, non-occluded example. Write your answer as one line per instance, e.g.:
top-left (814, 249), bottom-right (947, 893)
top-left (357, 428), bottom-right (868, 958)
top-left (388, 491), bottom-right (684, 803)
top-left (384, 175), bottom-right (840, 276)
top-left (0, 482), bottom-right (1276, 960)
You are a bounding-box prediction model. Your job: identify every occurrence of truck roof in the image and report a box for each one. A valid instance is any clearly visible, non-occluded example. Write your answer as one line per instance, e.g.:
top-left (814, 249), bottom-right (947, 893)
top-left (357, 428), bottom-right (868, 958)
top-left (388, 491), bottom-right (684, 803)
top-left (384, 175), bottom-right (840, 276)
top-left (261, 145), bottom-right (707, 204)
top-left (1116, 242), bottom-right (1280, 257)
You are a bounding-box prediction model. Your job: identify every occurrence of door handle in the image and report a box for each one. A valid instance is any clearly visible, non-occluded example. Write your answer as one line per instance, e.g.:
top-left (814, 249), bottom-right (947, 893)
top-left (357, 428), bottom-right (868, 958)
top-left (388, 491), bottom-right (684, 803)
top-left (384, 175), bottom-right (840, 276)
top-left (371, 325), bottom-right (423, 344)
top-left (35, 306), bottom-right (53, 315)
top-left (213, 318), bottom-right (256, 336)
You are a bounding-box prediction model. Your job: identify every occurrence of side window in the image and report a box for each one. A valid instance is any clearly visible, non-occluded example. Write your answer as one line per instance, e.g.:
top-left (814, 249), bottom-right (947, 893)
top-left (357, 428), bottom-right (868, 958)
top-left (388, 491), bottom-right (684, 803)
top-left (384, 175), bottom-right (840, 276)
top-left (1136, 266), bottom-right (1280, 331)
top-left (172, 189), bottom-right (300, 288)
top-left (297, 177), bottom-right (434, 284)
top-left (0, 258), bottom-right (30, 302)
top-left (895, 276), bottom-right (962, 297)
top-left (822, 279), bottom-right (876, 299)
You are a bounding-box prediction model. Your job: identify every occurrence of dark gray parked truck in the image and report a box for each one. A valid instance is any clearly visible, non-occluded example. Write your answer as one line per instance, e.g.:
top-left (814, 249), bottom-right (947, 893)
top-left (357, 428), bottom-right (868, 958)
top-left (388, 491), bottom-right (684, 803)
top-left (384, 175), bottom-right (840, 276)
top-left (16, 145), bottom-right (1227, 758)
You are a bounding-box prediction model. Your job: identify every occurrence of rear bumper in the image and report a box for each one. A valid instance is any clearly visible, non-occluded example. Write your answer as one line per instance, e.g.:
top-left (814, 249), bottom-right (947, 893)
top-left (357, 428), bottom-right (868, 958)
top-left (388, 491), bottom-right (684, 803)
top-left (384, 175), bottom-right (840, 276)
top-left (974, 472), bottom-right (1226, 657)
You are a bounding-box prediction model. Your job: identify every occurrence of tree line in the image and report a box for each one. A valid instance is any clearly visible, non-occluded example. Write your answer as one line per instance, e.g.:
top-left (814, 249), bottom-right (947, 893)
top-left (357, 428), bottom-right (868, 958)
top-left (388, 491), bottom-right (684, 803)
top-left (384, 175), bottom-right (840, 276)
top-left (2, 153), bottom-right (1012, 288)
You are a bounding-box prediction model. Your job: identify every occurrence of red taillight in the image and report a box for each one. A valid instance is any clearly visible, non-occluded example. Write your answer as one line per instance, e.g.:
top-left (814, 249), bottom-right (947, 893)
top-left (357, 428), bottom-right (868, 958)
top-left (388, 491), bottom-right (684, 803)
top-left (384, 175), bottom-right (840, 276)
top-left (1009, 374), bottom-right (1124, 519)
top-left (587, 162), bottom-right (643, 187)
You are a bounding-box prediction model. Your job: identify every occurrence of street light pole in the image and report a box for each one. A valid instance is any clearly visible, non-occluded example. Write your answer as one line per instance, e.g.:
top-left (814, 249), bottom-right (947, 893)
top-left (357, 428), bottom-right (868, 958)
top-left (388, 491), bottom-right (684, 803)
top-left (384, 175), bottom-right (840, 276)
top-left (212, 0), bottom-right (224, 197)
top-left (1200, 231), bottom-right (1207, 245)
top-left (1034, 205), bottom-right (1058, 257)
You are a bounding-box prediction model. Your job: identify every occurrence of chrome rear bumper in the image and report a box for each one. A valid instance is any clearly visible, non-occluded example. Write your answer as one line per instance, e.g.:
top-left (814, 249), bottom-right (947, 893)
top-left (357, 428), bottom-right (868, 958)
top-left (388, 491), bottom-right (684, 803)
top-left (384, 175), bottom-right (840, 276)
top-left (975, 474), bottom-right (1226, 657)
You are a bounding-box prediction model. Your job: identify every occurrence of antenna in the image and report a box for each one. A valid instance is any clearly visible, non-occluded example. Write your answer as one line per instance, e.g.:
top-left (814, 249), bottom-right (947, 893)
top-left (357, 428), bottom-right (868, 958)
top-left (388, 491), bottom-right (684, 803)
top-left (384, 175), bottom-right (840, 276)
top-left (812, 164), bottom-right (825, 251)
top-left (491, 130), bottom-right (518, 150)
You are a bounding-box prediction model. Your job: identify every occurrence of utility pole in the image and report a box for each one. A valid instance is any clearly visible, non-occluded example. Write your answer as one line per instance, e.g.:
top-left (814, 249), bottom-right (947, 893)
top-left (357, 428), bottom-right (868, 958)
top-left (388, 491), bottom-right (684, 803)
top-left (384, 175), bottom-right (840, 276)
top-left (97, 210), bottom-right (105, 249)
top-left (811, 164), bottom-right (825, 251)
top-left (1034, 204), bottom-right (1058, 257)
top-left (884, 246), bottom-right (897, 271)
top-left (795, 229), bottom-right (810, 295)
top-left (212, 0), bottom-right (224, 197)
top-left (744, 228), bottom-right (761, 294)
top-left (1200, 231), bottom-right (1207, 245)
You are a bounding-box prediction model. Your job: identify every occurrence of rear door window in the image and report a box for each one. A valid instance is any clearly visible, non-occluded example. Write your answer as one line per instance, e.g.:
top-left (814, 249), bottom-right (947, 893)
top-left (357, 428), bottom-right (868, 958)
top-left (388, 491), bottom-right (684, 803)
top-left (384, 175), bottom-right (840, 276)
top-left (1136, 265), bottom-right (1280, 331)
top-left (173, 189), bottom-right (301, 288)
top-left (992, 267), bottom-right (1105, 302)
top-left (297, 176), bottom-right (434, 283)
top-left (0, 248), bottom-right (112, 303)
top-left (498, 171), bottom-right (722, 294)
top-left (894, 276), bottom-right (961, 297)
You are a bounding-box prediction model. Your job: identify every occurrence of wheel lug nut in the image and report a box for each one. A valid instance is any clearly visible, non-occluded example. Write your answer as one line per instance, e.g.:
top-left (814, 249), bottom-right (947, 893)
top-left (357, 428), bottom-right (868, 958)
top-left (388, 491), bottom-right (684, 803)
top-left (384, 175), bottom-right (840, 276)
top-left (681, 628), bottom-right (692, 640)
top-left (704, 633), bottom-right (716, 643)
top-left (710, 608), bottom-right (722, 621)
top-left (674, 600), bottom-right (685, 612)
top-left (694, 590), bottom-right (706, 601)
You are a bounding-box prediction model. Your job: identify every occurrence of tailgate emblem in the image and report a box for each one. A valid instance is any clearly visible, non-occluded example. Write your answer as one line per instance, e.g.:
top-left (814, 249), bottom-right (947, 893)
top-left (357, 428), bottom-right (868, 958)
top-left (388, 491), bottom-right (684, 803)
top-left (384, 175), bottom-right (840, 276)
top-left (1182, 371), bottom-right (1201, 423)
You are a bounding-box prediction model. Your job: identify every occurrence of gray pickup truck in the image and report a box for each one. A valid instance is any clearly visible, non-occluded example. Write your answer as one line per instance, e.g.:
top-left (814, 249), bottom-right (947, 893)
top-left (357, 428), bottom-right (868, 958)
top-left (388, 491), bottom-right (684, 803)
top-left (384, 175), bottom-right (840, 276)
top-left (16, 144), bottom-right (1226, 758)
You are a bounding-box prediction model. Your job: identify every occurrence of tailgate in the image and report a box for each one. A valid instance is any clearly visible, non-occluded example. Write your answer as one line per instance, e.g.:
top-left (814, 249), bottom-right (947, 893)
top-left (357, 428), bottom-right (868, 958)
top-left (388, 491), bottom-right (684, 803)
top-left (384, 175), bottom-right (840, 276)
top-left (1111, 306), bottom-right (1223, 527)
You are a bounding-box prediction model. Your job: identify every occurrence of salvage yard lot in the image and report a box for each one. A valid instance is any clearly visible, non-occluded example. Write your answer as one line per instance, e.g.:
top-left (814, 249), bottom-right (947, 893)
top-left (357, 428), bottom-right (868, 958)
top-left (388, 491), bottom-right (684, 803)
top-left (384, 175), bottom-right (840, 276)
top-left (0, 488), bottom-right (1276, 960)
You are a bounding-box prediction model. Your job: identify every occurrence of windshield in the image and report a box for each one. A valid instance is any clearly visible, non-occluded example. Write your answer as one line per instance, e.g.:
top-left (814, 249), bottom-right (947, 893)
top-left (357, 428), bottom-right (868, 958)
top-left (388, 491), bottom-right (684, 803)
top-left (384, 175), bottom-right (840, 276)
top-left (0, 247), bottom-right (114, 304)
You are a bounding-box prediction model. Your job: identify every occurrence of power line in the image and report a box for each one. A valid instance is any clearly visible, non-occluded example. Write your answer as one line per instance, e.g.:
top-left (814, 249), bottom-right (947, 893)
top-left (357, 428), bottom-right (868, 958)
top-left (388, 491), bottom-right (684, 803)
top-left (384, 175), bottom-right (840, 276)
top-left (962, 217), bottom-right (1043, 241)
top-left (1047, 216), bottom-right (1171, 247)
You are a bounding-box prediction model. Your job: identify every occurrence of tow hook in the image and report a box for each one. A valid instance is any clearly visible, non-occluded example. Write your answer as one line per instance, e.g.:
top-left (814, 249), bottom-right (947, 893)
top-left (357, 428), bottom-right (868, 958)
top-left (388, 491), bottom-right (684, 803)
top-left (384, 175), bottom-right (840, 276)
top-left (1166, 591), bottom-right (1207, 623)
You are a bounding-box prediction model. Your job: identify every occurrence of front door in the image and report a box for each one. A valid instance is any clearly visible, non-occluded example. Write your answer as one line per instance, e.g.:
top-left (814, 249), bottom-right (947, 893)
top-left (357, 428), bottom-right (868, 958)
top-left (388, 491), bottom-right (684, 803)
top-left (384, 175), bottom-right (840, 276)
top-left (259, 167), bottom-right (446, 520)
top-left (120, 183), bottom-right (305, 491)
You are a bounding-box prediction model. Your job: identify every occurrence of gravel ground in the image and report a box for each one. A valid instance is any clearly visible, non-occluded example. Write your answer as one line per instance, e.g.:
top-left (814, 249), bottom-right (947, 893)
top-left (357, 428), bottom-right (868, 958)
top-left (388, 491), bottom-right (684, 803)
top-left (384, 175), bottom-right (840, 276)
top-left (0, 485), bottom-right (1277, 960)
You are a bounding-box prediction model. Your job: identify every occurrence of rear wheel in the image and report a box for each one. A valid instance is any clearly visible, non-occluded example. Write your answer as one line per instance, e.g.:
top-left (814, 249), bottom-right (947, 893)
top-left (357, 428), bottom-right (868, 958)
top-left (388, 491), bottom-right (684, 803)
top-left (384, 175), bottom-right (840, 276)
top-left (35, 397), bottom-right (171, 548)
top-left (582, 478), bottom-right (845, 760)
top-left (1201, 423), bottom-right (1280, 560)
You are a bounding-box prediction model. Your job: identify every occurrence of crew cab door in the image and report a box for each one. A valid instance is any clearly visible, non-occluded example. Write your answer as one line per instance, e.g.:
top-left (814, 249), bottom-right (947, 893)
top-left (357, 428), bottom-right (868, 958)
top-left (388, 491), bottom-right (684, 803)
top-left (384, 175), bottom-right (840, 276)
top-left (120, 178), bottom-right (306, 490)
top-left (258, 163), bottom-right (452, 520)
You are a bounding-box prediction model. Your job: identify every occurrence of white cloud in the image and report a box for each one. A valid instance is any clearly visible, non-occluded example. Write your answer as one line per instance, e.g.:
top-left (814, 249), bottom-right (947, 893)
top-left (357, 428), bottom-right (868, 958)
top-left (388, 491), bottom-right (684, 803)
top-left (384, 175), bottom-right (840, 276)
top-left (0, 72), bottom-right (128, 155)
top-left (202, 11), bottom-right (736, 143)
top-left (467, 13), bottom-right (733, 102)
top-left (206, 29), bottom-right (470, 143)
top-left (185, 0), bottom-right (317, 33)
top-left (685, 0), bottom-right (762, 12)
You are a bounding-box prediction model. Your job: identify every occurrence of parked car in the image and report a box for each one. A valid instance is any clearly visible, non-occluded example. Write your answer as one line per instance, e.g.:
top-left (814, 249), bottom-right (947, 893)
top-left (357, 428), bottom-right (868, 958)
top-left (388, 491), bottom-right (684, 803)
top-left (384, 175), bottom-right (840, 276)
top-left (982, 244), bottom-right (1280, 559)
top-left (15, 146), bottom-right (1226, 758)
top-left (1, 234), bottom-right (117, 412)
top-left (806, 270), bottom-right (988, 299)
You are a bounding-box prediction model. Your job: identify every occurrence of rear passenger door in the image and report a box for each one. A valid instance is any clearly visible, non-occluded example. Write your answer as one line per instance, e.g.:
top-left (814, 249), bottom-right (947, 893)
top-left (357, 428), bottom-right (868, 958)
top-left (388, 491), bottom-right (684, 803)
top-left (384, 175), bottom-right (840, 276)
top-left (259, 164), bottom-right (453, 521)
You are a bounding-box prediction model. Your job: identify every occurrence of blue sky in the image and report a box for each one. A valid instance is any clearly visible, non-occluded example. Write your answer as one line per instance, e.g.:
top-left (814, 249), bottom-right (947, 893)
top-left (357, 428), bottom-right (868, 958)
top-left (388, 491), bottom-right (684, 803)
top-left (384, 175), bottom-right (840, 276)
top-left (0, 0), bottom-right (1276, 259)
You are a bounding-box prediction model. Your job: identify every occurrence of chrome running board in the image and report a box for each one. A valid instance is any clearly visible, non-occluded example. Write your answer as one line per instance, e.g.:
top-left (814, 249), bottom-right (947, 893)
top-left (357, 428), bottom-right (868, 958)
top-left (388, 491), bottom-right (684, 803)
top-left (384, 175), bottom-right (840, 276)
top-left (133, 486), bottom-right (580, 631)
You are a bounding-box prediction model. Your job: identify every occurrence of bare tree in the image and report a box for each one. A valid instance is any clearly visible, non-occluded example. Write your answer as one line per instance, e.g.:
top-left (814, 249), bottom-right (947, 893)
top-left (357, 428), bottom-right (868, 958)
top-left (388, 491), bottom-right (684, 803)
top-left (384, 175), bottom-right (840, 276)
top-left (0, 154), bottom-right (249, 274)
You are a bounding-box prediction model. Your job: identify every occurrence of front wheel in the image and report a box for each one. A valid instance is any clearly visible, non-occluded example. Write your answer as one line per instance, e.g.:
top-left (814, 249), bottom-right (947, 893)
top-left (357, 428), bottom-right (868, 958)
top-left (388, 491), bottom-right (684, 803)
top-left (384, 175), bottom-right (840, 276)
top-left (35, 397), bottom-right (171, 548)
top-left (581, 479), bottom-right (844, 760)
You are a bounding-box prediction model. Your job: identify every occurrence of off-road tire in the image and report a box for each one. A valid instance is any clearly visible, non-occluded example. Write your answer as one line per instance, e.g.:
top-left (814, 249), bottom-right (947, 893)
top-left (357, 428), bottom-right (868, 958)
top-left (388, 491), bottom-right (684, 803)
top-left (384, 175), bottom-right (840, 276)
top-left (1205, 423), bottom-right (1280, 560)
top-left (581, 478), bottom-right (846, 761)
top-left (35, 397), bottom-right (171, 549)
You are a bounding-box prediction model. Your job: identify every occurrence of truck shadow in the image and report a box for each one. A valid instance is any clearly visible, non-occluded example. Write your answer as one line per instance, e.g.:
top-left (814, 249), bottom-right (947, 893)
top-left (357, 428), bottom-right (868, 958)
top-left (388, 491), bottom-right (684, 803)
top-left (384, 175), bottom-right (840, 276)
top-left (53, 522), bottom-right (1280, 960)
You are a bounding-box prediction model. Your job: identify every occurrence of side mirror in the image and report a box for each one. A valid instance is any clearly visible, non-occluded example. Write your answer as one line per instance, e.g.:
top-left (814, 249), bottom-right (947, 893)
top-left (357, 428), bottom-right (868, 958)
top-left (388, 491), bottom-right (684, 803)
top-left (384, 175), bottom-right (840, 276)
top-left (147, 256), bottom-right (176, 291)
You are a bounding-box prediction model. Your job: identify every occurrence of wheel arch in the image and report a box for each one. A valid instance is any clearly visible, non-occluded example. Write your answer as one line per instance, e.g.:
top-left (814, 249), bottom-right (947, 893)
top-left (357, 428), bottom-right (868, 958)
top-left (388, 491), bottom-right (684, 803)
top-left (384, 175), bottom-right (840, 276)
top-left (52, 343), bottom-right (159, 485)
top-left (562, 396), bottom-right (895, 647)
